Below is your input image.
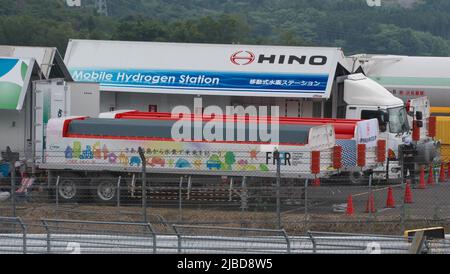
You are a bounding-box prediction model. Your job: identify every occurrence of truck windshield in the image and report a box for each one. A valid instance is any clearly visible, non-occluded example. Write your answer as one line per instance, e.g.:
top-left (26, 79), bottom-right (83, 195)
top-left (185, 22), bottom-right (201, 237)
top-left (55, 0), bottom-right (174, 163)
top-left (388, 106), bottom-right (410, 134)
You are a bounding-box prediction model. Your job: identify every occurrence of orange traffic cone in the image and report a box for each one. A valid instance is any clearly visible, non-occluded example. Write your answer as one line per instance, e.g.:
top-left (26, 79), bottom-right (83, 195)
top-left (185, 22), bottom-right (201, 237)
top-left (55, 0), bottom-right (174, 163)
top-left (346, 195), bottom-right (354, 216)
top-left (404, 181), bottom-right (413, 204)
top-left (418, 166), bottom-right (426, 189)
top-left (427, 165), bottom-right (435, 185)
top-left (386, 187), bottom-right (396, 208)
top-left (365, 193), bottom-right (376, 213)
top-left (440, 163), bottom-right (446, 183)
top-left (312, 177), bottom-right (321, 187)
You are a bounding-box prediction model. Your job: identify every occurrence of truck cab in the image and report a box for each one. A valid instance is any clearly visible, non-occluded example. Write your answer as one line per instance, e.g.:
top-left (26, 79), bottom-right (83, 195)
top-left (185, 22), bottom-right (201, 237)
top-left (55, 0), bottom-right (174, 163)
top-left (336, 73), bottom-right (438, 178)
top-left (335, 73), bottom-right (412, 178)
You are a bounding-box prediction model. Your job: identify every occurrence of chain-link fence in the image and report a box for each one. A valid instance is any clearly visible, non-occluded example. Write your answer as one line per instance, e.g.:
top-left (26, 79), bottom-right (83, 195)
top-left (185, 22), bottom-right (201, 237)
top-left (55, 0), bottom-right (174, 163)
top-left (1, 146), bottom-right (450, 253)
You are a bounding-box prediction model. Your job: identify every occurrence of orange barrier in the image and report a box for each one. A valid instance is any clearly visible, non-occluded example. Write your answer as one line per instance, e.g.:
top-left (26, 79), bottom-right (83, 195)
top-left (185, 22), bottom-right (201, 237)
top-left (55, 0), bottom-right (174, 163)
top-left (404, 182), bottom-right (413, 204)
top-left (346, 195), bottom-right (354, 216)
top-left (386, 187), bottom-right (396, 208)
top-left (419, 166), bottom-right (426, 189)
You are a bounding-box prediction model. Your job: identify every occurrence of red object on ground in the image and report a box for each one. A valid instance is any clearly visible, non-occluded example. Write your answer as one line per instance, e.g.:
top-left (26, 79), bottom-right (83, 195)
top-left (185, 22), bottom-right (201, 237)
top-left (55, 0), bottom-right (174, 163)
top-left (312, 177), bottom-right (321, 187)
top-left (365, 193), bottom-right (376, 213)
top-left (440, 163), bottom-right (446, 183)
top-left (346, 195), bottom-right (354, 216)
top-left (419, 166), bottom-right (426, 189)
top-left (404, 181), bottom-right (413, 204)
top-left (386, 187), bottom-right (396, 208)
top-left (428, 165), bottom-right (435, 185)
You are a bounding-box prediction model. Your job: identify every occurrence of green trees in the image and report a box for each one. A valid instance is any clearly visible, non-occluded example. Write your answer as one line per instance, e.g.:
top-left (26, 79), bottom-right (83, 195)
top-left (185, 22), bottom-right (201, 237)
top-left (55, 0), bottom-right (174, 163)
top-left (1, 0), bottom-right (450, 56)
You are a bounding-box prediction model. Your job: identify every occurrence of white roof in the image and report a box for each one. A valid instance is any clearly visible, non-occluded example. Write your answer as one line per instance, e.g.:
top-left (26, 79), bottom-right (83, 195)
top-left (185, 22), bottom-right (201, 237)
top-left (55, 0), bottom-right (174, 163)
top-left (64, 39), bottom-right (346, 99)
top-left (0, 45), bottom-right (71, 80)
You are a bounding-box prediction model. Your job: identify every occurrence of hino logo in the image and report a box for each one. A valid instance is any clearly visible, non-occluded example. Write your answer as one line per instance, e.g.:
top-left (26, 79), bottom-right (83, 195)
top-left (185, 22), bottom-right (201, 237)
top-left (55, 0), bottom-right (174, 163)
top-left (230, 51), bottom-right (327, 66)
top-left (230, 51), bottom-right (255, 65)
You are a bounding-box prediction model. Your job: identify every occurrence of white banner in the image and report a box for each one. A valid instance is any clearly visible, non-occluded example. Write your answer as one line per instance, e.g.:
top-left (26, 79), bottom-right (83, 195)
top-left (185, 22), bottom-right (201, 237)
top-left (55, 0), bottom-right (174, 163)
top-left (356, 119), bottom-right (379, 148)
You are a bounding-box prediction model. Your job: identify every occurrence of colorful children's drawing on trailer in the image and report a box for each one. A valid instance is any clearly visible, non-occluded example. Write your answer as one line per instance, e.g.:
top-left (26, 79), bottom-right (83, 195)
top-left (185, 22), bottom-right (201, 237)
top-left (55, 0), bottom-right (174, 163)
top-left (65, 146), bottom-right (73, 159)
top-left (93, 142), bottom-right (101, 159)
top-left (73, 141), bottom-right (81, 159)
top-left (80, 145), bottom-right (93, 160)
top-left (58, 138), bottom-right (272, 174)
top-left (129, 156), bottom-right (141, 167)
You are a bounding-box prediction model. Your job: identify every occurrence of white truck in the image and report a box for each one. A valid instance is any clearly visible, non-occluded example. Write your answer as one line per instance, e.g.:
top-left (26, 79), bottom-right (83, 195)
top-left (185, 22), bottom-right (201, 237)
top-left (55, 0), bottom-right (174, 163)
top-left (348, 54), bottom-right (441, 164)
top-left (64, 40), bottom-right (433, 181)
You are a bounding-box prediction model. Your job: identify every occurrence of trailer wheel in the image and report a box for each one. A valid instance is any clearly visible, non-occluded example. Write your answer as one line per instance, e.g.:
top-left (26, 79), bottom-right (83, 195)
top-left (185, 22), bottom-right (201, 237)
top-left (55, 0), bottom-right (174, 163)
top-left (58, 178), bottom-right (79, 203)
top-left (93, 180), bottom-right (117, 204)
top-left (349, 171), bottom-right (365, 185)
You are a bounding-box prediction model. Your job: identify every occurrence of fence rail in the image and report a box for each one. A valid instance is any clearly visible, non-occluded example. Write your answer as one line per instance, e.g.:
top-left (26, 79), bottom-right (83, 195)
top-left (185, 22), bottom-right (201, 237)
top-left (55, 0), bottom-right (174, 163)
top-left (1, 217), bottom-right (450, 254)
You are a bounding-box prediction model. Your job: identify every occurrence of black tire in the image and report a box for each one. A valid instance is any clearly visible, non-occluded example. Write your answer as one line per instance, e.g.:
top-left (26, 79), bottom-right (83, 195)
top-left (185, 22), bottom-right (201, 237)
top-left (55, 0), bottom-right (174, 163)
top-left (56, 176), bottom-right (82, 203)
top-left (348, 171), bottom-right (365, 185)
top-left (91, 179), bottom-right (118, 205)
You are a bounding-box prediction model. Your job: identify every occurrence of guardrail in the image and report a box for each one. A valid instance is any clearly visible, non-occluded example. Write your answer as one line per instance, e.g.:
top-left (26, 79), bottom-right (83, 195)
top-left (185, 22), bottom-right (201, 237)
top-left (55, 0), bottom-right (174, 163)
top-left (1, 217), bottom-right (450, 254)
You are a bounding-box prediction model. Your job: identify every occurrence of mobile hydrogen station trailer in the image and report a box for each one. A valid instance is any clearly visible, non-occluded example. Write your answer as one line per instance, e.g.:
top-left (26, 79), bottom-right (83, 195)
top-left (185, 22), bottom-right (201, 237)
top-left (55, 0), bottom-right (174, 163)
top-left (63, 39), bottom-right (433, 181)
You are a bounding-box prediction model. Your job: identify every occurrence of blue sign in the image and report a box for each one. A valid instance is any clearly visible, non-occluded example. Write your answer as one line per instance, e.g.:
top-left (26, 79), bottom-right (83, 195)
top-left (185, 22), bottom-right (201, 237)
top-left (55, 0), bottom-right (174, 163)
top-left (70, 68), bottom-right (329, 94)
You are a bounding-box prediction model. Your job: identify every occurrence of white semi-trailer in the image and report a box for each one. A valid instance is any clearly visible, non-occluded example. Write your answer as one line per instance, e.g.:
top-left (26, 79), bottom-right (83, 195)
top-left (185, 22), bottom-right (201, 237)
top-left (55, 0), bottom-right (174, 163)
top-left (64, 40), bottom-right (436, 179)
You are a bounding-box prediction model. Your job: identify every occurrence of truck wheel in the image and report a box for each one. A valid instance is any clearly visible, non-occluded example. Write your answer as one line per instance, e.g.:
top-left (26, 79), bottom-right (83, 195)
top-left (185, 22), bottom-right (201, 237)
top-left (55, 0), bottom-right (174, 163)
top-left (349, 171), bottom-right (365, 185)
top-left (93, 180), bottom-right (117, 204)
top-left (57, 178), bottom-right (79, 203)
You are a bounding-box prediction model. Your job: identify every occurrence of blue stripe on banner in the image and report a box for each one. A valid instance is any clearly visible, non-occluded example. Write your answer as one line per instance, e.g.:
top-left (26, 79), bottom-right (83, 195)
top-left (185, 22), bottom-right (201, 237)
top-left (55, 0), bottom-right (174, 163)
top-left (336, 140), bottom-right (357, 168)
top-left (69, 68), bottom-right (329, 93)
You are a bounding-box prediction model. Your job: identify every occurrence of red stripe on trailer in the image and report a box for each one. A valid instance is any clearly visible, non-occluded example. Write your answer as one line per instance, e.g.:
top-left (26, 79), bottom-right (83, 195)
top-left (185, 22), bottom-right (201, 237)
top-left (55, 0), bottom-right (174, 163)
top-left (311, 151), bottom-right (321, 174)
top-left (377, 140), bottom-right (386, 163)
top-left (428, 116), bottom-right (437, 138)
top-left (333, 146), bottom-right (343, 170)
top-left (357, 144), bottom-right (366, 167)
top-left (62, 117), bottom-right (88, 137)
top-left (113, 111), bottom-right (360, 138)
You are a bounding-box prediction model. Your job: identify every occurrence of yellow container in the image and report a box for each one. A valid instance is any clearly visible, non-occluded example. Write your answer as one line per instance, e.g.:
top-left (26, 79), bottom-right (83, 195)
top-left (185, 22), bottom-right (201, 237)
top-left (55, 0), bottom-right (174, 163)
top-left (436, 116), bottom-right (450, 162)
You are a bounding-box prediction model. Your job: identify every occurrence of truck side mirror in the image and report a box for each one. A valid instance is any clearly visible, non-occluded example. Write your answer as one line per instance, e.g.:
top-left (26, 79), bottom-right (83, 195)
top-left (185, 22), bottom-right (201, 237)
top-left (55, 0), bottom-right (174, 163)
top-left (416, 111), bottom-right (423, 121)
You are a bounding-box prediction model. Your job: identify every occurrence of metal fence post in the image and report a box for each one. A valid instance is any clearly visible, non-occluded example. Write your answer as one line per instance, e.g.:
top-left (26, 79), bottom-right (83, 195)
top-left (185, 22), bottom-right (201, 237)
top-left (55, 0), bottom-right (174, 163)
top-left (240, 176), bottom-right (248, 229)
top-left (307, 231), bottom-right (316, 253)
top-left (399, 145), bottom-right (405, 233)
top-left (18, 218), bottom-right (27, 254)
top-left (369, 174), bottom-right (374, 234)
top-left (116, 176), bottom-right (121, 208)
top-left (41, 219), bottom-right (51, 254)
top-left (55, 176), bottom-right (60, 219)
top-left (281, 229), bottom-right (291, 254)
top-left (138, 147), bottom-right (147, 223)
top-left (304, 179), bottom-right (308, 233)
top-left (10, 162), bottom-right (16, 217)
top-left (178, 176), bottom-right (183, 223)
top-left (274, 150), bottom-right (281, 229)
top-left (173, 225), bottom-right (182, 254)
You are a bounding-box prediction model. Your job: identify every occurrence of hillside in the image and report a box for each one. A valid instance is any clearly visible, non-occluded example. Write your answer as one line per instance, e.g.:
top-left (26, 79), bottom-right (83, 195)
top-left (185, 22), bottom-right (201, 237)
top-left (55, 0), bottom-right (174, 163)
top-left (1, 0), bottom-right (450, 56)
